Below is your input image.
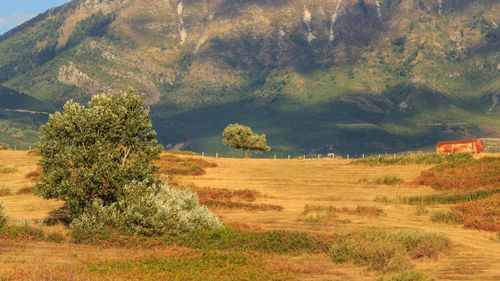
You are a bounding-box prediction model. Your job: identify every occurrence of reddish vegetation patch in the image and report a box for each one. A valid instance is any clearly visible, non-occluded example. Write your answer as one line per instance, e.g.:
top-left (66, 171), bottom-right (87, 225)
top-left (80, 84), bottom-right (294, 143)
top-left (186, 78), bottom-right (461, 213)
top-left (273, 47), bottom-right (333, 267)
top-left (25, 167), bottom-right (42, 182)
top-left (193, 187), bottom-right (283, 211)
top-left (453, 194), bottom-right (500, 232)
top-left (156, 155), bottom-right (217, 176)
top-left (414, 157), bottom-right (500, 191)
top-left (196, 188), bottom-right (258, 202)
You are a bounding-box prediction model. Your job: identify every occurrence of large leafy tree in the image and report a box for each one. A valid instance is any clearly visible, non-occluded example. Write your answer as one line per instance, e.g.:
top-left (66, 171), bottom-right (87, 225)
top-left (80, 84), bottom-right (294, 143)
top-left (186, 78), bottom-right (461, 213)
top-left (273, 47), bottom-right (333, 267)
top-left (222, 124), bottom-right (271, 158)
top-left (34, 90), bottom-right (162, 219)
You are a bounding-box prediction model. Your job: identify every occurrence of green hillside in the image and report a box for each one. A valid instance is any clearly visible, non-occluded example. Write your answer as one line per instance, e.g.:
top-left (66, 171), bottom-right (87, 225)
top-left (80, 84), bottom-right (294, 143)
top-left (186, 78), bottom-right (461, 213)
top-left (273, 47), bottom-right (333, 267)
top-left (0, 0), bottom-right (498, 153)
top-left (0, 86), bottom-right (52, 147)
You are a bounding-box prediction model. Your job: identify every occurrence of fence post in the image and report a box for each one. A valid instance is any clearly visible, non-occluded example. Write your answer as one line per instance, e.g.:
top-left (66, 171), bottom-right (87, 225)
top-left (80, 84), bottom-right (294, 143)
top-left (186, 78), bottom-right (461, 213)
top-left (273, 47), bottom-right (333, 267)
top-left (216, 153), bottom-right (219, 158)
top-left (347, 154), bottom-right (349, 160)
top-left (362, 154), bottom-right (365, 158)
top-left (303, 154), bottom-right (306, 160)
top-left (274, 155), bottom-right (277, 160)
top-left (393, 154), bottom-right (396, 159)
top-left (288, 154), bottom-right (290, 160)
top-left (202, 152), bottom-right (205, 157)
top-left (333, 153), bottom-right (335, 159)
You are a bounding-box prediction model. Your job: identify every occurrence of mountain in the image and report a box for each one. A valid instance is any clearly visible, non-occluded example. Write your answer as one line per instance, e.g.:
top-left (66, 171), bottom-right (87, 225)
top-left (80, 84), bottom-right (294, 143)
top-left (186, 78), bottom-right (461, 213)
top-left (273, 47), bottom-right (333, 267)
top-left (0, 86), bottom-right (52, 147)
top-left (0, 0), bottom-right (498, 154)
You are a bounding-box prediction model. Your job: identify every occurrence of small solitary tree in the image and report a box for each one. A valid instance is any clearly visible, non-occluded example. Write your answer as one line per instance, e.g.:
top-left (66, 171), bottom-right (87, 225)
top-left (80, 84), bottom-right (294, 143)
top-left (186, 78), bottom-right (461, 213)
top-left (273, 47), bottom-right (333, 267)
top-left (33, 90), bottom-right (162, 219)
top-left (222, 123), bottom-right (271, 158)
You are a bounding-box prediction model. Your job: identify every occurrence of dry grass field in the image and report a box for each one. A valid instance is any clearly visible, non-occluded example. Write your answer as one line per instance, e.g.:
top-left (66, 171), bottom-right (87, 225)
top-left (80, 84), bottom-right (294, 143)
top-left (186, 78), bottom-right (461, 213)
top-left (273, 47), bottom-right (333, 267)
top-left (1, 150), bottom-right (499, 280)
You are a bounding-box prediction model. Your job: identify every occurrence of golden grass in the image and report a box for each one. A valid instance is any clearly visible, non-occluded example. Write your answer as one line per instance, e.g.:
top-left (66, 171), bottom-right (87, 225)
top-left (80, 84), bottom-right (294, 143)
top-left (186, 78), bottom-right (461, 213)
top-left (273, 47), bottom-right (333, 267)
top-left (177, 155), bottom-right (500, 280)
top-left (1, 151), bottom-right (500, 280)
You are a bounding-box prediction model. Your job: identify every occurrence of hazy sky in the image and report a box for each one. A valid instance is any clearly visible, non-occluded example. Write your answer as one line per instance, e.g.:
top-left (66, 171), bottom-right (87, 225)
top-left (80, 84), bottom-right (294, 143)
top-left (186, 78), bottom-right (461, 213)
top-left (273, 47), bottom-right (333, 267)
top-left (0, 0), bottom-right (70, 35)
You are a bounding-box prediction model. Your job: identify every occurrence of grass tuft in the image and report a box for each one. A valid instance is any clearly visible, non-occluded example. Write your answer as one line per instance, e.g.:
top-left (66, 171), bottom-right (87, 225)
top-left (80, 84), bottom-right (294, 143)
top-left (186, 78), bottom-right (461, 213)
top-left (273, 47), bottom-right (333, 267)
top-left (0, 187), bottom-right (12, 197)
top-left (402, 189), bottom-right (500, 205)
top-left (0, 167), bottom-right (18, 174)
top-left (0, 220), bottom-right (45, 241)
top-left (373, 176), bottom-right (404, 186)
top-left (330, 229), bottom-right (450, 272)
top-left (430, 211), bottom-right (464, 225)
top-left (46, 232), bottom-right (65, 243)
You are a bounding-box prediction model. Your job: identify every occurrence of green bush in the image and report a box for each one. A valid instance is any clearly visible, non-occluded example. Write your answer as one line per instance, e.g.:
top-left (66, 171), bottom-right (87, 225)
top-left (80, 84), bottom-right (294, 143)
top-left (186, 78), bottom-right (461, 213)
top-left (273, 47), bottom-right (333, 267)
top-left (34, 91), bottom-right (162, 219)
top-left (0, 203), bottom-right (6, 229)
top-left (71, 181), bottom-right (222, 240)
top-left (330, 229), bottom-right (450, 272)
top-left (46, 232), bottom-right (65, 243)
top-left (0, 220), bottom-right (45, 240)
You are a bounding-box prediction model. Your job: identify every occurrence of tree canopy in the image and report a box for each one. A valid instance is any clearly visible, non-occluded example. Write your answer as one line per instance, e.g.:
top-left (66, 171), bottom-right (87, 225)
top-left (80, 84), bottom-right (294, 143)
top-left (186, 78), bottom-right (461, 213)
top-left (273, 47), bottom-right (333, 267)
top-left (222, 124), bottom-right (271, 158)
top-left (34, 90), bottom-right (162, 219)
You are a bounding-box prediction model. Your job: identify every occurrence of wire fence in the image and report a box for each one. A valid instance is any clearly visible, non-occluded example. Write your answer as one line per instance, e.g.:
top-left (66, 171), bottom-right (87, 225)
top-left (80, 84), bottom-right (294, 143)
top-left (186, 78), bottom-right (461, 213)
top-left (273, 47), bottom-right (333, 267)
top-left (195, 151), bottom-right (401, 160)
top-left (0, 143), bottom-right (36, 151)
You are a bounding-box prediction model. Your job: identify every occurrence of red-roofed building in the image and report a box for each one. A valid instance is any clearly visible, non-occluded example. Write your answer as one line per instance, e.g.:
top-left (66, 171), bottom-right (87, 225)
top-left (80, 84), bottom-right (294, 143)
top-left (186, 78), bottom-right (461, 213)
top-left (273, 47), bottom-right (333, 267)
top-left (436, 139), bottom-right (484, 154)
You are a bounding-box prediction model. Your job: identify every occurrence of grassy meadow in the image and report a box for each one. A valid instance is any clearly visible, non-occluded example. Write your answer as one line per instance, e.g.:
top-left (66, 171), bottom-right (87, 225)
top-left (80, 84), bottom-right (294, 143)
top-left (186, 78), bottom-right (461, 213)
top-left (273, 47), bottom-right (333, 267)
top-left (0, 150), bottom-right (499, 280)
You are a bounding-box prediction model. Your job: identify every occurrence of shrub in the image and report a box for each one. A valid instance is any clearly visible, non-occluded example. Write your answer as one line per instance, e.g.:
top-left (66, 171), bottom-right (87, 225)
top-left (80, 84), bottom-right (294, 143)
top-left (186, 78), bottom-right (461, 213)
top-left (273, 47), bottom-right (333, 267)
top-left (454, 194), bottom-right (500, 231)
top-left (353, 152), bottom-right (473, 166)
top-left (414, 157), bottom-right (500, 191)
top-left (71, 181), bottom-right (222, 241)
top-left (330, 229), bottom-right (450, 272)
top-left (0, 203), bottom-right (6, 229)
top-left (415, 204), bottom-right (428, 216)
top-left (430, 210), bottom-right (464, 224)
top-left (0, 188), bottom-right (12, 197)
top-left (46, 232), bottom-right (65, 243)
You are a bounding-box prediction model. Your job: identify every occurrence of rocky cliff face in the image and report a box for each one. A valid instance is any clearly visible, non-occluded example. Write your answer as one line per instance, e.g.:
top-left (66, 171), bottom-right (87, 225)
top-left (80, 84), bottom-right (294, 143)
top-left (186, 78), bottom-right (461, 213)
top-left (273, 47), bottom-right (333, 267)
top-left (0, 0), bottom-right (498, 152)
